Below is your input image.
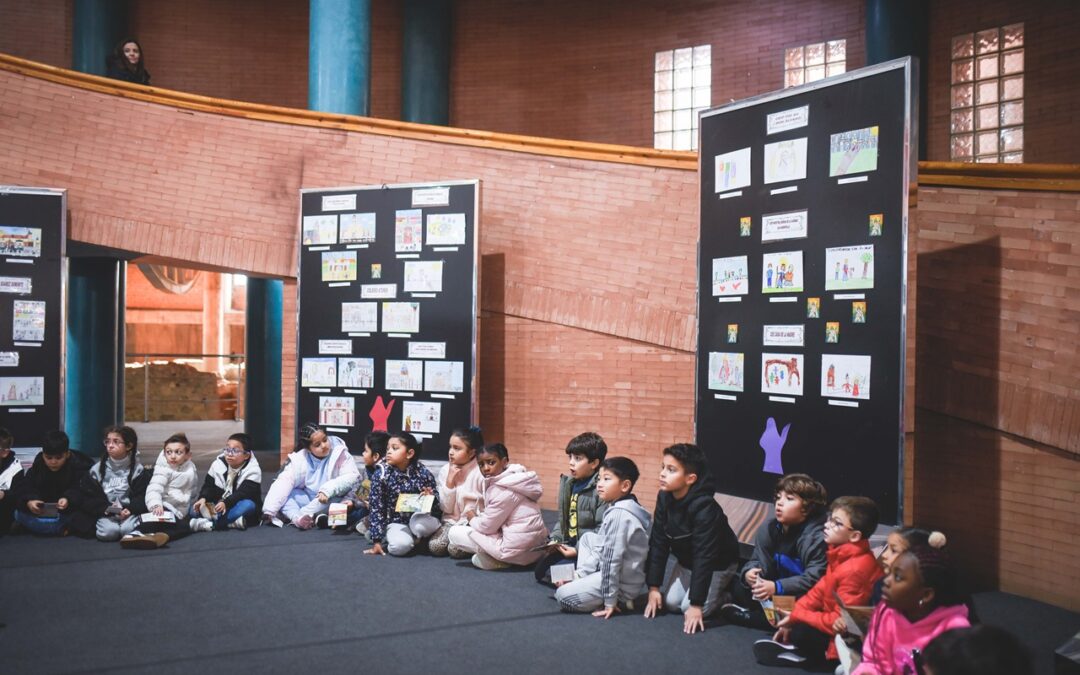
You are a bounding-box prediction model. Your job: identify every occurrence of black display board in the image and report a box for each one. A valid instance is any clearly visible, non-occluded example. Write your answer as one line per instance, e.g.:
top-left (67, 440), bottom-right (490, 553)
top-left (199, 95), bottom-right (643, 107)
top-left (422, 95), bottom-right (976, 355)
top-left (696, 59), bottom-right (915, 523)
top-left (0, 187), bottom-right (66, 453)
top-left (297, 181), bottom-right (479, 458)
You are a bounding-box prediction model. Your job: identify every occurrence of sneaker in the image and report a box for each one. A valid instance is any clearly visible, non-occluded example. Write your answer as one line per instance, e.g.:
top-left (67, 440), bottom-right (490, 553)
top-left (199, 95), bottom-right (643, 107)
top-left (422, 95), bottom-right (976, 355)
top-left (293, 514), bottom-right (314, 530)
top-left (315, 514), bottom-right (329, 530)
top-left (777, 653), bottom-right (807, 664)
top-left (720, 603), bottom-right (754, 626)
top-left (471, 550), bottom-right (511, 571)
top-left (189, 518), bottom-right (214, 532)
top-left (261, 513), bottom-right (284, 528)
top-left (753, 639), bottom-right (800, 667)
top-left (355, 520), bottom-right (370, 537)
top-left (120, 532), bottom-right (169, 549)
top-left (228, 516), bottom-right (247, 531)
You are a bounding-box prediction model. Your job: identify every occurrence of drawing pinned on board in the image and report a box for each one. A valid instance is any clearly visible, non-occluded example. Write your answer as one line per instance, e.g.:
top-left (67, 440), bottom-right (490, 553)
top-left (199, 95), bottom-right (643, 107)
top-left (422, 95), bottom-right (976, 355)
top-left (739, 217), bottom-right (752, 237)
top-left (302, 215), bottom-right (337, 246)
top-left (869, 213), bottom-right (883, 237)
top-left (759, 417), bottom-right (790, 475)
top-left (0, 225), bottom-right (43, 257)
top-left (761, 353), bottom-right (803, 396)
top-left (395, 209), bottom-right (423, 252)
top-left (852, 301), bottom-right (867, 324)
top-left (825, 245), bottom-right (874, 291)
top-left (727, 324), bottom-right (738, 344)
top-left (763, 137), bottom-right (807, 184)
top-left (712, 256), bottom-right (749, 296)
top-left (714, 147), bottom-right (752, 193)
top-left (761, 251), bottom-right (804, 294)
top-left (825, 322), bottom-right (840, 343)
top-left (829, 125), bottom-right (879, 177)
top-left (321, 251), bottom-right (357, 282)
top-left (0, 376), bottom-right (44, 406)
top-left (708, 352), bottom-right (744, 392)
top-left (368, 395), bottom-right (395, 433)
top-left (371, 263), bottom-right (382, 279)
top-left (821, 354), bottom-right (871, 400)
top-left (807, 297), bottom-right (820, 319)
top-left (340, 212), bottom-right (377, 244)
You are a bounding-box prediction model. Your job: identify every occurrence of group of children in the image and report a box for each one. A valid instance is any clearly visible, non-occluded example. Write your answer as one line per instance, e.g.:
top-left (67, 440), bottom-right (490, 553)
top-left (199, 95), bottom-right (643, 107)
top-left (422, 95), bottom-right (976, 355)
top-left (0, 424), bottom-right (1026, 674)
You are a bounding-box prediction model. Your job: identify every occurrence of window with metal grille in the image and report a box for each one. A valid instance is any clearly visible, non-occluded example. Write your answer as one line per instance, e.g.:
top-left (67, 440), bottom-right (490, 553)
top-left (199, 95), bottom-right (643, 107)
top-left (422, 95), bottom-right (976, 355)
top-left (784, 40), bottom-right (846, 88)
top-left (950, 23), bottom-right (1024, 163)
top-left (654, 45), bottom-right (711, 151)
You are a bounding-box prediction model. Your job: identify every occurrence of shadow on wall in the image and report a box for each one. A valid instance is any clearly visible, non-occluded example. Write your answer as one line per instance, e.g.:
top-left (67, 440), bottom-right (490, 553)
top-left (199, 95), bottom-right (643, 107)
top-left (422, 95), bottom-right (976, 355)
top-left (914, 236), bottom-right (1001, 592)
top-left (479, 253), bottom-right (505, 443)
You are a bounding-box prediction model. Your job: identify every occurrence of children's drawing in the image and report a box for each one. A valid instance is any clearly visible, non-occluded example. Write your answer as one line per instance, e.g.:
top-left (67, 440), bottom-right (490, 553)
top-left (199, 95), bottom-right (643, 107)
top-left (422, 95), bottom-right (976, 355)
top-left (712, 256), bottom-right (749, 296)
top-left (825, 245), bottom-right (874, 291)
top-left (424, 361), bottom-right (464, 393)
top-left (369, 395), bottom-right (395, 433)
top-left (852, 301), bottom-right (867, 324)
top-left (404, 260), bottom-right (444, 293)
top-left (338, 357), bottom-right (374, 388)
top-left (402, 400), bottom-right (441, 434)
top-left (739, 217), bottom-right (752, 237)
top-left (0, 226), bottom-right (42, 258)
top-left (0, 376), bottom-right (44, 406)
top-left (0, 277), bottom-right (32, 294)
top-left (821, 354), bottom-right (871, 400)
top-left (341, 302), bottom-right (378, 333)
top-left (12, 300), bottom-right (45, 342)
top-left (426, 213), bottom-right (467, 246)
top-left (807, 297), bottom-right (821, 319)
top-left (395, 209), bottom-right (423, 252)
top-left (759, 417), bottom-right (791, 475)
top-left (319, 396), bottom-right (355, 427)
top-left (321, 251), bottom-right (357, 282)
top-left (302, 215), bottom-right (337, 246)
top-left (385, 359), bottom-right (423, 391)
top-left (761, 251), bottom-right (804, 294)
top-left (708, 352), bottom-right (744, 392)
top-left (761, 210), bottom-right (808, 242)
top-left (829, 125), bottom-right (879, 177)
top-left (869, 213), bottom-right (883, 237)
top-left (301, 358), bottom-right (337, 388)
top-left (761, 353), bottom-right (804, 397)
top-left (714, 147), bottom-right (752, 193)
top-left (726, 324), bottom-right (738, 344)
top-left (825, 322), bottom-right (840, 343)
top-left (339, 212), bottom-right (377, 244)
top-left (382, 302), bottom-right (420, 333)
top-left (763, 137), bottom-right (807, 184)
top-left (371, 263), bottom-right (382, 279)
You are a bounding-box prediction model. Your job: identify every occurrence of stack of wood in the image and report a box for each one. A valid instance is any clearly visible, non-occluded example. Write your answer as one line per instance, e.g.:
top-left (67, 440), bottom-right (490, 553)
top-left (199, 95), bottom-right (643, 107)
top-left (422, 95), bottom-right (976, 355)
top-left (125, 361), bottom-right (235, 421)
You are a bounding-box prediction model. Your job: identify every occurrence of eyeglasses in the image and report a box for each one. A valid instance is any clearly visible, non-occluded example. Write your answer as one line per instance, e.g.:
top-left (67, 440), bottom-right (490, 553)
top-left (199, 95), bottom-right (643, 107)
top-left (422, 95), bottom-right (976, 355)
top-left (825, 517), bottom-right (852, 530)
top-left (103, 439), bottom-right (126, 447)
top-left (223, 447), bottom-right (248, 456)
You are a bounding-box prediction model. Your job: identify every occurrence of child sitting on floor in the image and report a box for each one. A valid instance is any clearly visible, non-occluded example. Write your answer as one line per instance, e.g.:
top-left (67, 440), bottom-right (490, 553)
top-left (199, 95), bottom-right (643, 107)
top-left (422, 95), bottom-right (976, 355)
top-left (74, 425), bottom-right (150, 541)
top-left (0, 427), bottom-right (24, 535)
top-left (262, 423), bottom-right (359, 529)
top-left (643, 443), bottom-right (741, 635)
top-left (754, 496), bottom-right (883, 668)
top-left (363, 432), bottom-right (441, 557)
top-left (121, 433), bottom-right (199, 549)
top-left (555, 456), bottom-right (650, 616)
top-left (723, 472), bottom-right (829, 629)
top-left (12, 430), bottom-right (92, 536)
top-left (429, 426), bottom-right (485, 557)
top-left (190, 432), bottom-right (262, 532)
top-left (446, 442), bottom-right (548, 570)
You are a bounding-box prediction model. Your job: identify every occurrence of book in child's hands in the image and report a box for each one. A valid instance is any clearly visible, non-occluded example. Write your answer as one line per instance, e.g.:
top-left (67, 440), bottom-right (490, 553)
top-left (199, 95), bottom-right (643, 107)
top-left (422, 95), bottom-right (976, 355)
top-left (39, 502), bottom-right (60, 518)
top-left (833, 590), bottom-right (873, 637)
top-left (550, 563), bottom-right (576, 585)
top-left (328, 502), bottom-right (349, 527)
top-left (529, 540), bottom-right (563, 553)
top-left (139, 511), bottom-right (177, 524)
top-left (105, 500), bottom-right (124, 516)
top-left (394, 493), bottom-right (434, 514)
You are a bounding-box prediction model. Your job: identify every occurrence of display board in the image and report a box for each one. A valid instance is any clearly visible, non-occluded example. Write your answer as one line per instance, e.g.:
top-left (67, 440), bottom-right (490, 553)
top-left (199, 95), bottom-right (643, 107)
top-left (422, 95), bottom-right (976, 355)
top-left (696, 58), bottom-right (915, 523)
top-left (0, 187), bottom-right (66, 454)
top-left (297, 181), bottom-right (479, 458)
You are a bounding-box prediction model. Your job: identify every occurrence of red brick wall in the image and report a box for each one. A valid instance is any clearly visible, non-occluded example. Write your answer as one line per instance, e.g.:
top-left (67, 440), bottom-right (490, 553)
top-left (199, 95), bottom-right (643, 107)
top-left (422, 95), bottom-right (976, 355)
top-left (0, 0), bottom-right (71, 68)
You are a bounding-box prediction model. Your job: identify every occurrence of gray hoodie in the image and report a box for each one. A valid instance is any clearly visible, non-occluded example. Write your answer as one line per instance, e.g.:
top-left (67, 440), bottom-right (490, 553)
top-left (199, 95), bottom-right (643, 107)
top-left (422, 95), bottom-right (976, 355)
top-left (590, 496), bottom-right (652, 608)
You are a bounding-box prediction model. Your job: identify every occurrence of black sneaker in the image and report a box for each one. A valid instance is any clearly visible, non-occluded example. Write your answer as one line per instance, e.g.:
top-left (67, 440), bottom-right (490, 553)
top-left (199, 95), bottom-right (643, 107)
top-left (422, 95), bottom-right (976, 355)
top-left (753, 639), bottom-right (801, 666)
top-left (315, 513), bottom-right (329, 530)
top-left (720, 603), bottom-right (754, 626)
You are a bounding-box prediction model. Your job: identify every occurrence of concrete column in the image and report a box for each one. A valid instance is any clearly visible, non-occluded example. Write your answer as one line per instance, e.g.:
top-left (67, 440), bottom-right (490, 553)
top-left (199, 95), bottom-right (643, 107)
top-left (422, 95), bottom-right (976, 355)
top-left (72, 0), bottom-right (127, 76)
top-left (308, 0), bottom-right (372, 115)
top-left (244, 279), bottom-right (282, 454)
top-left (202, 272), bottom-right (224, 375)
top-left (866, 0), bottom-right (929, 159)
top-left (401, 0), bottom-right (452, 125)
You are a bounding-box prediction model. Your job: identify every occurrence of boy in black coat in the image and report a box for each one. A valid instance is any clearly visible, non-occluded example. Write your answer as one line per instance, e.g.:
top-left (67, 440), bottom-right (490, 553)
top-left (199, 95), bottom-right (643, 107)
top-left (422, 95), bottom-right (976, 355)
top-left (0, 427), bottom-right (24, 535)
top-left (12, 430), bottom-right (92, 536)
top-left (643, 443), bottom-right (740, 634)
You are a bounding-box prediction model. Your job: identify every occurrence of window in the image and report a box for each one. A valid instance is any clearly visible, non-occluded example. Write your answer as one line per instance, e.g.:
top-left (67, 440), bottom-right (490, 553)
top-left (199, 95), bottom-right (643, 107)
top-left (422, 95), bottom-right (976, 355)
top-left (950, 23), bottom-right (1024, 163)
top-left (784, 40), bottom-right (846, 88)
top-left (654, 45), bottom-right (711, 151)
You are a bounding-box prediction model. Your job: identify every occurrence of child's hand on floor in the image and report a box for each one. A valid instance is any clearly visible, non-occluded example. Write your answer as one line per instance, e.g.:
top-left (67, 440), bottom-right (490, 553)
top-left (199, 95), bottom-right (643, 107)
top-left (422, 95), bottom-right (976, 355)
top-left (643, 587), bottom-right (663, 619)
top-left (316, 492), bottom-right (329, 504)
top-left (684, 606), bottom-right (705, 634)
top-left (364, 542), bottom-right (387, 556)
top-left (593, 606), bottom-right (620, 620)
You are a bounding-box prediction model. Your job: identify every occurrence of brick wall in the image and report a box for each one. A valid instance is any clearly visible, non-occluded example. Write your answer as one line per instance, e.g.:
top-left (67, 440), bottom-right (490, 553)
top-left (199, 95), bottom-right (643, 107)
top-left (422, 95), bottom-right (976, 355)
top-left (0, 0), bottom-right (70, 68)
top-left (1, 65), bottom-right (1077, 610)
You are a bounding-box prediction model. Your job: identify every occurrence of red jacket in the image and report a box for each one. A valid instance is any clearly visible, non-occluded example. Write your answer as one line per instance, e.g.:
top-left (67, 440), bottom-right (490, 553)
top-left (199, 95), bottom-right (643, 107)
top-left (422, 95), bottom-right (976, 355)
top-left (789, 539), bottom-right (883, 659)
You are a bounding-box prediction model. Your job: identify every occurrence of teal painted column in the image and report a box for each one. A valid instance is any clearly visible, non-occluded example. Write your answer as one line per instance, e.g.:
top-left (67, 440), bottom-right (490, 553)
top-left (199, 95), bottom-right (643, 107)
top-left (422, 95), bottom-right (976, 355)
top-left (402, 0), bottom-right (452, 125)
top-left (72, 0), bottom-right (127, 76)
top-left (308, 0), bottom-right (371, 115)
top-left (245, 279), bottom-right (282, 453)
top-left (66, 258), bottom-right (123, 458)
top-left (866, 0), bottom-right (928, 159)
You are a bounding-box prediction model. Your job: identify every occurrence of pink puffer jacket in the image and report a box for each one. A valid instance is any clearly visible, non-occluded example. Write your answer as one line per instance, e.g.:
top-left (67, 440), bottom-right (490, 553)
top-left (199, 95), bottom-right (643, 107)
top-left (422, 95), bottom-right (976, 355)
top-left (469, 464), bottom-right (549, 566)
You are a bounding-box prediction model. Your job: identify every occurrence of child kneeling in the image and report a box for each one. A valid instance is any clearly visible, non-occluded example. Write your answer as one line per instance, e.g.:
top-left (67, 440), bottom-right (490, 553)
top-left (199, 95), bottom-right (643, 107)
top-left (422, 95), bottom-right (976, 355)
top-left (555, 457), bottom-right (650, 616)
top-left (446, 443), bottom-right (548, 570)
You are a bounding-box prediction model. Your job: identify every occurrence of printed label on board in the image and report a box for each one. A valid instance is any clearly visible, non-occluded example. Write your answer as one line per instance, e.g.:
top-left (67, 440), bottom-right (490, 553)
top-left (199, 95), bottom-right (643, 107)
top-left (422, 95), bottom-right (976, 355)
top-left (321, 194), bottom-right (357, 211)
top-left (411, 187), bottom-right (450, 207)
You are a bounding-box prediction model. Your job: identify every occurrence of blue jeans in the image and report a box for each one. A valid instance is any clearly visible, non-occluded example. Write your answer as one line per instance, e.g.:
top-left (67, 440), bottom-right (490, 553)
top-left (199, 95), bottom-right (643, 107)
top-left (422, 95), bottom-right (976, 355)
top-left (15, 509), bottom-right (71, 535)
top-left (191, 499), bottom-right (258, 530)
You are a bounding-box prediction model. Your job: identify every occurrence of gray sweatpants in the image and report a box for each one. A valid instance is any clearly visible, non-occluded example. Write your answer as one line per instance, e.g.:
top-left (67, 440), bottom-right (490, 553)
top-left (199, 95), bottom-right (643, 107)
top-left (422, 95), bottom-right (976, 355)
top-left (661, 560), bottom-right (738, 617)
top-left (554, 530), bottom-right (611, 612)
top-left (96, 515), bottom-right (140, 541)
top-left (385, 513), bottom-right (441, 556)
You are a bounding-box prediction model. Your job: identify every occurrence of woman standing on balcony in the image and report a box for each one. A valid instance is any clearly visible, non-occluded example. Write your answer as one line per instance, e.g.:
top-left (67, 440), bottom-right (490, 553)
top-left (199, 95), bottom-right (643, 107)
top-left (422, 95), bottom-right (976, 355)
top-left (106, 38), bottom-right (151, 85)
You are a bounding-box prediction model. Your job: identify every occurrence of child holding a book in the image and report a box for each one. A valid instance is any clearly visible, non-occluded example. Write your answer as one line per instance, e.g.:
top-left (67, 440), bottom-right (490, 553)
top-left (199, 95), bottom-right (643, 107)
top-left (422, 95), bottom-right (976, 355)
top-left (316, 431), bottom-right (388, 535)
top-left (12, 430), bottom-right (92, 536)
top-left (363, 431), bottom-right (441, 556)
top-left (429, 426), bottom-right (485, 557)
top-left (121, 433), bottom-right (199, 549)
top-left (74, 425), bottom-right (150, 540)
top-left (262, 423), bottom-right (359, 529)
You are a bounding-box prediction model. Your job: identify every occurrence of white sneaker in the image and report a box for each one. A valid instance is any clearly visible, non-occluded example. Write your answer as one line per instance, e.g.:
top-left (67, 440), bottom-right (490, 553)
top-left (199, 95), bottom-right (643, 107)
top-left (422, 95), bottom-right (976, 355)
top-left (228, 516), bottom-right (247, 530)
top-left (471, 550), bottom-right (510, 570)
top-left (355, 519), bottom-right (369, 536)
top-left (189, 518), bottom-right (214, 532)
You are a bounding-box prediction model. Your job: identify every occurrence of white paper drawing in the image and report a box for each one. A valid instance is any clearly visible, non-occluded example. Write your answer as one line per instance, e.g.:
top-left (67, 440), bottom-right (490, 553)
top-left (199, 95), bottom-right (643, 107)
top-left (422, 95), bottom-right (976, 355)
top-left (302, 215), bottom-right (337, 245)
top-left (0, 226), bottom-right (42, 258)
top-left (708, 352), bottom-right (744, 392)
top-left (13, 300), bottom-right (45, 342)
top-left (762, 251), bottom-right (804, 294)
top-left (341, 302), bottom-right (378, 333)
top-left (301, 358), bottom-right (337, 388)
top-left (339, 212), bottom-right (377, 244)
top-left (761, 210), bottom-right (808, 242)
top-left (386, 359), bottom-right (423, 391)
top-left (825, 245), bottom-right (875, 291)
top-left (712, 256), bottom-right (749, 297)
top-left (402, 400), bottom-right (442, 434)
top-left (763, 137), bottom-right (808, 184)
top-left (395, 209), bottom-right (423, 252)
top-left (0, 376), bottom-right (44, 406)
top-left (321, 251), bottom-right (357, 282)
top-left (338, 357), bottom-right (374, 388)
top-left (319, 396), bottom-right (355, 427)
top-left (404, 260), bottom-right (444, 293)
top-left (382, 302), bottom-right (420, 333)
top-left (714, 147), bottom-right (752, 193)
top-left (424, 361), bottom-right (464, 393)
top-left (426, 213), bottom-right (466, 246)
top-left (761, 353), bottom-right (804, 397)
top-left (821, 354), bottom-right (871, 400)
top-left (830, 126), bottom-right (880, 176)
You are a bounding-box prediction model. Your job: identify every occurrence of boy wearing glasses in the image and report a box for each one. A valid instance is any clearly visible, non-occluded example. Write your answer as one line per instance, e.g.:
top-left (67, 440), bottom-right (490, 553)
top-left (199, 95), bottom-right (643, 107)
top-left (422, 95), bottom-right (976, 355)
top-left (753, 496), bottom-right (882, 668)
top-left (190, 433), bottom-right (262, 531)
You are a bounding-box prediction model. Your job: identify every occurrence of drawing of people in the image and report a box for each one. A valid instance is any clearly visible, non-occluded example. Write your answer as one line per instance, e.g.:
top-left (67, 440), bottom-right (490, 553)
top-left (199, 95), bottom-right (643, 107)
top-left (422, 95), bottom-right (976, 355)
top-left (766, 263), bottom-right (774, 288)
top-left (777, 264), bottom-right (786, 288)
top-left (785, 264), bottom-right (794, 288)
top-left (827, 364), bottom-right (836, 389)
top-left (843, 374), bottom-right (851, 393)
top-left (852, 378), bottom-right (860, 397)
top-left (834, 262), bottom-right (841, 281)
top-left (842, 259), bottom-right (850, 282)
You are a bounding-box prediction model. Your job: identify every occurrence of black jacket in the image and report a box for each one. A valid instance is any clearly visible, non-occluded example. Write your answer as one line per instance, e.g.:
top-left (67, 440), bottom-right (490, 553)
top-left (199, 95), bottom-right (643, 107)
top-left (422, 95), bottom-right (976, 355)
top-left (106, 61), bottom-right (151, 85)
top-left (645, 473), bottom-right (740, 607)
top-left (740, 511), bottom-right (828, 597)
top-left (13, 450), bottom-right (93, 510)
top-left (198, 456), bottom-right (263, 509)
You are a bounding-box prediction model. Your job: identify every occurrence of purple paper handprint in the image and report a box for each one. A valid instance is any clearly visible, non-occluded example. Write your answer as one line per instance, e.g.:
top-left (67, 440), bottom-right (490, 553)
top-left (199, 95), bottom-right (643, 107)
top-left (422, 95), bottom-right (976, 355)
top-left (759, 417), bottom-right (791, 475)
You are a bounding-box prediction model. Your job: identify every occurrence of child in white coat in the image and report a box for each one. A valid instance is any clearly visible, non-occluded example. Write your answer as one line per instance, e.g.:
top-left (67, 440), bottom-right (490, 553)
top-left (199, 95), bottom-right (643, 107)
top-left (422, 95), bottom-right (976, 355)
top-left (429, 426), bottom-right (485, 557)
top-left (262, 423), bottom-right (359, 529)
top-left (121, 433), bottom-right (199, 549)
